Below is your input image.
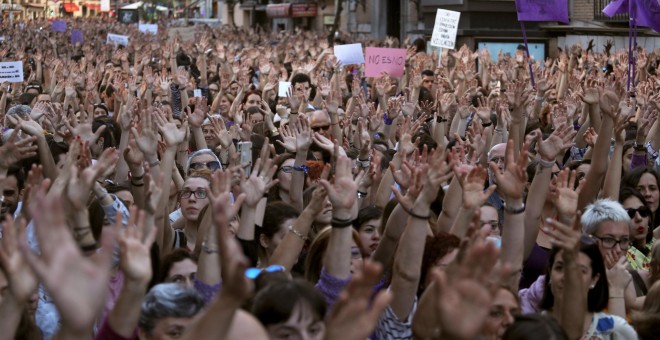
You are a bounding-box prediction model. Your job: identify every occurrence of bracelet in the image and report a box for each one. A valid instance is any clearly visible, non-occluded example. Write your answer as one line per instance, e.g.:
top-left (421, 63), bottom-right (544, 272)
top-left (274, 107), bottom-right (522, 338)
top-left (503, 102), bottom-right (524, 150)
top-left (634, 142), bottom-right (647, 152)
top-left (609, 296), bottom-right (624, 299)
top-left (436, 116), bottom-right (448, 123)
top-left (131, 180), bottom-right (145, 187)
top-left (131, 172), bottom-right (145, 181)
top-left (406, 208), bottom-right (431, 220)
top-left (503, 202), bottom-right (526, 214)
top-left (288, 225), bottom-right (308, 241)
top-left (538, 158), bottom-right (555, 168)
top-left (149, 159), bottom-right (161, 167)
top-left (535, 95), bottom-right (544, 101)
top-left (293, 165), bottom-right (309, 174)
top-left (201, 242), bottom-right (218, 254)
top-left (383, 113), bottom-right (393, 125)
top-left (357, 191), bottom-right (368, 198)
top-left (481, 121), bottom-right (493, 127)
top-left (357, 157), bottom-right (371, 168)
top-left (331, 217), bottom-right (354, 229)
top-left (80, 243), bottom-right (98, 252)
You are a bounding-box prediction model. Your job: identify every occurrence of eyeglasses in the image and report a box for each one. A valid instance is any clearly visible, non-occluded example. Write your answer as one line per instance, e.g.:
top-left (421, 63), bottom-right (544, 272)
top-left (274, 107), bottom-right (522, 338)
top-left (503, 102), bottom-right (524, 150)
top-left (591, 235), bottom-right (631, 250)
top-left (279, 165), bottom-right (293, 173)
top-left (189, 161), bottom-right (221, 171)
top-left (245, 265), bottom-right (285, 279)
top-left (626, 206), bottom-right (651, 219)
top-left (180, 189), bottom-right (208, 199)
top-left (312, 125), bottom-right (331, 132)
top-left (490, 156), bottom-right (505, 165)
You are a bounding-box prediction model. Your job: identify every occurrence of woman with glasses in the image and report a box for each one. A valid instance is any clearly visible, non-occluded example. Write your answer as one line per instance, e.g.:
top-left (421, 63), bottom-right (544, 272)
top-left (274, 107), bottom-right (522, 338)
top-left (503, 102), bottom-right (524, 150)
top-left (623, 168), bottom-right (660, 230)
top-left (620, 187), bottom-right (658, 271)
top-left (175, 169), bottom-right (212, 250)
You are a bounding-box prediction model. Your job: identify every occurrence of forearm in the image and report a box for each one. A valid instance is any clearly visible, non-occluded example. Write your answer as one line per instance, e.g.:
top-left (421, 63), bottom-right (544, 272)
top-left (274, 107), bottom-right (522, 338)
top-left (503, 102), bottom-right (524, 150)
top-left (523, 164), bottom-right (552, 259)
top-left (129, 165), bottom-right (147, 210)
top-left (108, 279), bottom-right (149, 338)
top-left (448, 207), bottom-right (477, 239)
top-left (114, 131), bottom-right (130, 183)
top-left (648, 119), bottom-right (659, 150)
top-left (197, 224), bottom-right (221, 285)
top-left (192, 127), bottom-right (208, 151)
top-left (36, 135), bottom-right (58, 181)
top-left (270, 209), bottom-right (315, 271)
top-left (561, 259), bottom-right (587, 339)
top-left (181, 292), bottom-right (242, 340)
top-left (436, 179), bottom-right (462, 232)
top-left (587, 103), bottom-right (601, 133)
top-left (324, 226), bottom-right (352, 279)
top-left (290, 149), bottom-right (308, 212)
top-left (372, 204), bottom-right (407, 269)
top-left (500, 198), bottom-right (525, 286)
top-left (578, 116), bottom-right (613, 210)
top-left (237, 206), bottom-right (257, 241)
top-left (602, 143), bottom-right (623, 200)
top-left (0, 295), bottom-right (24, 339)
top-left (72, 209), bottom-right (97, 248)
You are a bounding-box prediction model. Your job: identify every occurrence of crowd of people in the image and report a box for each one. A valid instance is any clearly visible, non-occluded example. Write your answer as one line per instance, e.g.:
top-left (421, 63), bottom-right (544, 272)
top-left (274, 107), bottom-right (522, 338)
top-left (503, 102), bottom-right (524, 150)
top-left (0, 17), bottom-right (659, 340)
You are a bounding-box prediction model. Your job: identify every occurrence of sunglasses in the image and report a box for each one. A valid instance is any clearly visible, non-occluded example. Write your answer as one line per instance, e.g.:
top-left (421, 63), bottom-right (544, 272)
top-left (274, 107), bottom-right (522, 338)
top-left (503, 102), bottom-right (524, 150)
top-left (180, 189), bottom-right (208, 199)
top-left (626, 206), bottom-right (651, 219)
top-left (245, 265), bottom-right (285, 279)
top-left (189, 161), bottom-right (221, 171)
top-left (312, 125), bottom-right (330, 132)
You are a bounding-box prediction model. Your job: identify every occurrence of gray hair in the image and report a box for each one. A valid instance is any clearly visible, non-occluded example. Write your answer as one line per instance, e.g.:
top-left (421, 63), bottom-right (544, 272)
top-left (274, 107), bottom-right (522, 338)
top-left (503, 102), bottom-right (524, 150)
top-left (4, 105), bottom-right (32, 128)
top-left (185, 149), bottom-right (222, 175)
top-left (138, 283), bottom-right (205, 335)
top-left (580, 199), bottom-right (631, 235)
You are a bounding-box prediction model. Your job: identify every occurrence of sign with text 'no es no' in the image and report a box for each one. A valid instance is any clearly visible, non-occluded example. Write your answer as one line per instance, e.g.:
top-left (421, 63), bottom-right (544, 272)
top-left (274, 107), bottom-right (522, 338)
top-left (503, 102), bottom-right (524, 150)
top-left (365, 47), bottom-right (406, 77)
top-left (0, 61), bottom-right (24, 83)
top-left (430, 9), bottom-right (461, 49)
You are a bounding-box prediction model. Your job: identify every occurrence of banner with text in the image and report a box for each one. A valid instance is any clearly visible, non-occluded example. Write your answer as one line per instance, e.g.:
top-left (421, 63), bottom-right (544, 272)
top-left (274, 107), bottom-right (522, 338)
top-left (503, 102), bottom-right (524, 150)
top-left (107, 33), bottom-right (129, 46)
top-left (139, 23), bottom-right (158, 34)
top-left (0, 61), bottom-right (24, 83)
top-left (364, 47), bottom-right (406, 77)
top-left (71, 30), bottom-right (84, 45)
top-left (430, 9), bottom-right (461, 49)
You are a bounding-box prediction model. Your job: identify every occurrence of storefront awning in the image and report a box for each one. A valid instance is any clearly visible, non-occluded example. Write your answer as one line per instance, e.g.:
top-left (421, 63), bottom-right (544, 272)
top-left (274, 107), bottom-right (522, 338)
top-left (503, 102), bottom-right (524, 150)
top-left (266, 4), bottom-right (290, 18)
top-left (86, 4), bottom-right (101, 11)
top-left (26, 3), bottom-right (47, 8)
top-left (63, 3), bottom-right (80, 12)
top-left (291, 3), bottom-right (317, 17)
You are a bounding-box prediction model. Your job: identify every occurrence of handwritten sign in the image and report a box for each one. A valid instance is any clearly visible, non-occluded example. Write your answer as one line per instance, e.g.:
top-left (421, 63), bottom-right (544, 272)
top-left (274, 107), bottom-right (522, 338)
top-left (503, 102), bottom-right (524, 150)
top-left (0, 61), bottom-right (24, 83)
top-left (334, 43), bottom-right (365, 66)
top-left (365, 47), bottom-right (406, 77)
top-left (139, 23), bottom-right (158, 34)
top-left (71, 30), bottom-right (83, 45)
top-left (52, 20), bottom-right (66, 32)
top-left (168, 26), bottom-right (196, 42)
top-left (430, 9), bottom-right (461, 49)
top-left (278, 81), bottom-right (291, 98)
top-left (101, 0), bottom-right (110, 12)
top-left (107, 33), bottom-right (129, 46)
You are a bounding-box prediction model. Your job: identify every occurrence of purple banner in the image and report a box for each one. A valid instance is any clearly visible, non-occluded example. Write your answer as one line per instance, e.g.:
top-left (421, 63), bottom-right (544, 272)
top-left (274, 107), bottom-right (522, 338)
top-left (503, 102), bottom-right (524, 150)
top-left (602, 0), bottom-right (660, 33)
top-left (71, 30), bottom-right (83, 46)
top-left (52, 20), bottom-right (67, 32)
top-left (515, 0), bottom-right (569, 23)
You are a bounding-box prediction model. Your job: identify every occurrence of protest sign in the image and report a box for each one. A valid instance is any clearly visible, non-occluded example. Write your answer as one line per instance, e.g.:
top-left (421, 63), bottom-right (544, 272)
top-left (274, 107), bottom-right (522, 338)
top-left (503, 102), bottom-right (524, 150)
top-left (107, 33), bottom-right (129, 46)
top-left (168, 26), bottom-right (196, 42)
top-left (334, 43), bottom-right (365, 66)
top-left (139, 23), bottom-right (158, 34)
top-left (71, 30), bottom-right (84, 45)
top-left (0, 61), bottom-right (24, 83)
top-left (430, 9), bottom-right (460, 49)
top-left (278, 81), bottom-right (291, 98)
top-left (602, 0), bottom-right (660, 32)
top-left (364, 47), bottom-right (406, 77)
top-left (52, 20), bottom-right (67, 32)
top-left (101, 0), bottom-right (110, 11)
top-left (118, 9), bottom-right (139, 24)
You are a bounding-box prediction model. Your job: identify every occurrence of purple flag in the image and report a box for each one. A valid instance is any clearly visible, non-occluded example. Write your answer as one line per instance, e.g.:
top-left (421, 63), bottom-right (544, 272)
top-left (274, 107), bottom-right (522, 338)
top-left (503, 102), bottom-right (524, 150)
top-left (71, 30), bottom-right (83, 46)
top-left (602, 0), bottom-right (660, 33)
top-left (515, 0), bottom-right (569, 23)
top-left (52, 20), bottom-right (66, 32)
top-left (602, 0), bottom-right (628, 16)
top-left (636, 0), bottom-right (660, 32)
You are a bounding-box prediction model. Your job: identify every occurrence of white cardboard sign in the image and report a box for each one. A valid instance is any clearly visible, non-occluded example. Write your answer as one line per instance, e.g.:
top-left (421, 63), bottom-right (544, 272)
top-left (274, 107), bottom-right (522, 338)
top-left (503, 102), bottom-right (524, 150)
top-left (107, 33), bottom-right (129, 46)
top-left (333, 43), bottom-right (365, 66)
top-left (139, 24), bottom-right (158, 34)
top-left (101, 0), bottom-right (111, 12)
top-left (430, 9), bottom-right (461, 49)
top-left (278, 81), bottom-right (291, 98)
top-left (0, 61), bottom-right (24, 83)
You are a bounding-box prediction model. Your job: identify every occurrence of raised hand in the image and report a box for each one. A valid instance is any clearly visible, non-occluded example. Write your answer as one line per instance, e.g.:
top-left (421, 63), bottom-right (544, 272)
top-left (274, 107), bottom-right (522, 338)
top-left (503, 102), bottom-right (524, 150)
top-left (535, 124), bottom-right (576, 162)
top-left (294, 117), bottom-right (312, 151)
top-left (66, 147), bottom-right (118, 209)
top-left (475, 96), bottom-right (492, 123)
top-left (550, 168), bottom-right (581, 220)
top-left (324, 260), bottom-right (393, 340)
top-left (319, 156), bottom-right (360, 221)
top-left (210, 168), bottom-right (246, 221)
top-left (240, 147), bottom-right (278, 207)
top-left (489, 140), bottom-right (528, 200)
top-left (277, 124), bottom-right (297, 153)
top-left (154, 110), bottom-right (188, 149)
top-left (456, 166), bottom-right (496, 210)
top-left (0, 215), bottom-right (38, 303)
top-left (636, 107), bottom-right (657, 145)
top-left (117, 207), bottom-right (157, 285)
top-left (0, 129), bottom-right (38, 169)
top-left (20, 186), bottom-right (117, 336)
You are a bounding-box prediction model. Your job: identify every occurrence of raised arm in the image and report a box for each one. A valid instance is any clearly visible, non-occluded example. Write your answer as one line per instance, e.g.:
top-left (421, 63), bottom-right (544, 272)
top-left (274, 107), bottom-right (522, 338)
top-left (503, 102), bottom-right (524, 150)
top-left (602, 113), bottom-right (630, 199)
top-left (237, 145), bottom-right (278, 241)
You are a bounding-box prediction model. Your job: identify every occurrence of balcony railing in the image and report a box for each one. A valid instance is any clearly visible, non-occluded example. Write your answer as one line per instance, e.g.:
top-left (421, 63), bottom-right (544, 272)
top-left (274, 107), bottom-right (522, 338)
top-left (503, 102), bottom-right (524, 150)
top-left (593, 0), bottom-right (628, 22)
